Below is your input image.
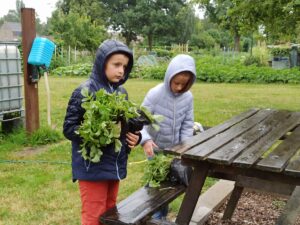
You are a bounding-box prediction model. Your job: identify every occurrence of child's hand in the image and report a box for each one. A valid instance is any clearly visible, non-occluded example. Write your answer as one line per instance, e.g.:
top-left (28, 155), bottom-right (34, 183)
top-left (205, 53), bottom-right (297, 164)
top-left (126, 132), bottom-right (140, 149)
top-left (143, 140), bottom-right (157, 158)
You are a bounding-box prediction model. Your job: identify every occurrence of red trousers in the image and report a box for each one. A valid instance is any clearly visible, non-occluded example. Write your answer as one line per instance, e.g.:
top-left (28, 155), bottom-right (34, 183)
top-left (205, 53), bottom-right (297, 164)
top-left (79, 180), bottom-right (119, 225)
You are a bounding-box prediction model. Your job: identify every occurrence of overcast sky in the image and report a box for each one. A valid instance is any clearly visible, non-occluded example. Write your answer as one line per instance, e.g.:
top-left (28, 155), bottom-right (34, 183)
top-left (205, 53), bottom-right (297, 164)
top-left (0, 0), bottom-right (59, 23)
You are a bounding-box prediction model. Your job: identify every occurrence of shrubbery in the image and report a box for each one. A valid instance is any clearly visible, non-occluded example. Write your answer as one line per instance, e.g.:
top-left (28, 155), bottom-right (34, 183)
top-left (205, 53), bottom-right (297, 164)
top-left (51, 63), bottom-right (92, 77)
top-left (51, 54), bottom-right (300, 84)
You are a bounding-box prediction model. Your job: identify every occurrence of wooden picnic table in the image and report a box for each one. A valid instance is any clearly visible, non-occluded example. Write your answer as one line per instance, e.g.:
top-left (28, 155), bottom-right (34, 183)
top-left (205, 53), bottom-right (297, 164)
top-left (164, 108), bottom-right (300, 225)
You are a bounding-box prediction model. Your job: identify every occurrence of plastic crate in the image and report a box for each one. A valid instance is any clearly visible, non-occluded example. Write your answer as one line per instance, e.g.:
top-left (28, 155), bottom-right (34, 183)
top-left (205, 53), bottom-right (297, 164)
top-left (28, 37), bottom-right (55, 68)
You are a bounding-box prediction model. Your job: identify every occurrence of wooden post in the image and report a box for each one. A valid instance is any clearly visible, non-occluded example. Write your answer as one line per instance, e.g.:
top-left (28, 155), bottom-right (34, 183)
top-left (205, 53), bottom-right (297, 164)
top-left (21, 8), bottom-right (39, 133)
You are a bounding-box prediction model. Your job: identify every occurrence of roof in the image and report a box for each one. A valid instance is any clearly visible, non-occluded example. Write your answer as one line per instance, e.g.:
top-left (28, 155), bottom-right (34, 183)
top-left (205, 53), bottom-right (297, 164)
top-left (1, 22), bottom-right (21, 32)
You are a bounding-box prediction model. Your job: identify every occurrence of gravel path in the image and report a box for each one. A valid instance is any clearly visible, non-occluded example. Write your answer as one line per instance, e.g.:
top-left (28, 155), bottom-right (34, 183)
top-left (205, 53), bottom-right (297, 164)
top-left (204, 190), bottom-right (300, 225)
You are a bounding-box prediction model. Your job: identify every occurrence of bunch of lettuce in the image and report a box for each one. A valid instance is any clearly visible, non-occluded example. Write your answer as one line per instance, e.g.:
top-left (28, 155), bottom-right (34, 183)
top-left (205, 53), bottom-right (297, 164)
top-left (76, 88), bottom-right (163, 163)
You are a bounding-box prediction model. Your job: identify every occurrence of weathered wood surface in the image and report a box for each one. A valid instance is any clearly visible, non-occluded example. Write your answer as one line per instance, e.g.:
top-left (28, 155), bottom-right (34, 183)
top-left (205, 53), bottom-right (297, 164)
top-left (256, 126), bottom-right (300, 172)
top-left (169, 109), bottom-right (300, 176)
top-left (164, 109), bottom-right (259, 156)
top-left (183, 109), bottom-right (274, 160)
top-left (146, 219), bottom-right (178, 225)
top-left (100, 182), bottom-right (185, 225)
top-left (276, 186), bottom-right (300, 225)
top-left (208, 110), bottom-right (290, 165)
top-left (234, 113), bottom-right (300, 168)
top-left (165, 109), bottom-right (300, 225)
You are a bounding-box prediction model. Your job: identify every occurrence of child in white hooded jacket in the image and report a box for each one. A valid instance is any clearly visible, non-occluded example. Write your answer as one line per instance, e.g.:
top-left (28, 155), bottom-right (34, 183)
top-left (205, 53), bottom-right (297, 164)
top-left (141, 54), bottom-right (196, 157)
top-left (140, 54), bottom-right (196, 220)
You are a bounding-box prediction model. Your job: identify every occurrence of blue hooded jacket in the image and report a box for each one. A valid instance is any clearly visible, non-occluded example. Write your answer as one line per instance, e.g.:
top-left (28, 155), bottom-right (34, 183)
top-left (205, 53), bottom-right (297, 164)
top-left (63, 40), bottom-right (134, 181)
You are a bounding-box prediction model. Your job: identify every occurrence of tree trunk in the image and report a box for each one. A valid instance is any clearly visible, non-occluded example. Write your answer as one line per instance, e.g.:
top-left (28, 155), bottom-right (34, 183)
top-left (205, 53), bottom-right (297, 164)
top-left (125, 37), bottom-right (131, 47)
top-left (234, 34), bottom-right (240, 52)
top-left (148, 33), bottom-right (153, 51)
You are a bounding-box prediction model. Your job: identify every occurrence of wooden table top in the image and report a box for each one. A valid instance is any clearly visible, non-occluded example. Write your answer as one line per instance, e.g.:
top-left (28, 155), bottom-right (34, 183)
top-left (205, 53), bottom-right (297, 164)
top-left (165, 108), bottom-right (300, 178)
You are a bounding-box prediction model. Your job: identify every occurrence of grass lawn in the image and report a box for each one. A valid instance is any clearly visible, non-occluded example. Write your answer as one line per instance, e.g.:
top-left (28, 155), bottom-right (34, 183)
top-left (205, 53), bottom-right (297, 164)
top-left (1, 76), bottom-right (300, 225)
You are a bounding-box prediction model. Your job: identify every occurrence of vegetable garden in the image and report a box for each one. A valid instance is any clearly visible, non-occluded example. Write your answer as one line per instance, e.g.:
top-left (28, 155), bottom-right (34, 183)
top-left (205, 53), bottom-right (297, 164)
top-left (1, 77), bottom-right (300, 224)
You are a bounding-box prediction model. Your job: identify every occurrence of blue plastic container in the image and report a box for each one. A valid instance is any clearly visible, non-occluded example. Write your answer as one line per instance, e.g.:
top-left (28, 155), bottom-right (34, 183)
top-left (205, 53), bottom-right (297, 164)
top-left (28, 37), bottom-right (55, 68)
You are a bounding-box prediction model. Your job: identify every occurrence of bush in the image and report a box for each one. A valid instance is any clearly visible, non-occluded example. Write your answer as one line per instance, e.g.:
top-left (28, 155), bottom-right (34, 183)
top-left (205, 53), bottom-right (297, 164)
top-left (28, 127), bottom-right (63, 146)
top-left (51, 63), bottom-right (92, 77)
top-left (243, 55), bottom-right (263, 66)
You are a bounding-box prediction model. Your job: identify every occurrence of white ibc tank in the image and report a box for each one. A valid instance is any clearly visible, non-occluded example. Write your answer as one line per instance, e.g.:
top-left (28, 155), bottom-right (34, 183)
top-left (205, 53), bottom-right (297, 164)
top-left (0, 43), bottom-right (23, 115)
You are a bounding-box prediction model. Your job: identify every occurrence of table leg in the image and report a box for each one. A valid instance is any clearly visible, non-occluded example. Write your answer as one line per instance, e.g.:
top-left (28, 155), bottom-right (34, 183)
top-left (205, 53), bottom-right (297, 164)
top-left (175, 164), bottom-right (209, 225)
top-left (276, 186), bottom-right (300, 225)
top-left (222, 185), bottom-right (244, 220)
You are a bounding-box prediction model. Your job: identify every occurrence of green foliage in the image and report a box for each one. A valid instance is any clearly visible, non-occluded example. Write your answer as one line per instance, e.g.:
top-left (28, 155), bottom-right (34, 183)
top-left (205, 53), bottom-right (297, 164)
top-left (131, 64), bottom-right (167, 79)
top-left (270, 47), bottom-right (290, 57)
top-left (28, 127), bottom-right (63, 146)
top-left (152, 48), bottom-right (173, 58)
top-left (0, 127), bottom-right (63, 147)
top-left (142, 154), bottom-right (173, 187)
top-left (77, 89), bottom-right (162, 163)
top-left (49, 11), bottom-right (107, 52)
top-left (51, 63), bottom-right (92, 76)
top-left (49, 56), bottom-right (67, 71)
top-left (101, 0), bottom-right (193, 49)
top-left (243, 55), bottom-right (263, 66)
top-left (191, 31), bottom-right (216, 49)
top-left (196, 55), bottom-right (300, 84)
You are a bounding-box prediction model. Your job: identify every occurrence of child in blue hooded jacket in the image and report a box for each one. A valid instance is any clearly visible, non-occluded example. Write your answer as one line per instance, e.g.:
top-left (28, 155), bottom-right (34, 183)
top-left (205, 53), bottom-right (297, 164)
top-left (63, 39), bottom-right (140, 225)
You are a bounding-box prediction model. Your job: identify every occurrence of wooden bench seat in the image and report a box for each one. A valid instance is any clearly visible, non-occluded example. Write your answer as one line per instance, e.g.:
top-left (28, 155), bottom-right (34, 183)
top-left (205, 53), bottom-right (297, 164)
top-left (100, 181), bottom-right (186, 225)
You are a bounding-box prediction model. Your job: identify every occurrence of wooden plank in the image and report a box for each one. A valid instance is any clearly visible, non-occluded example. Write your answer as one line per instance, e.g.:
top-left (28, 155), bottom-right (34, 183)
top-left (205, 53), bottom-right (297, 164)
top-left (285, 150), bottom-right (300, 177)
top-left (100, 182), bottom-right (185, 225)
top-left (21, 8), bottom-right (40, 133)
top-left (183, 109), bottom-right (274, 160)
top-left (147, 219), bottom-right (178, 225)
top-left (233, 113), bottom-right (300, 168)
top-left (163, 109), bottom-right (259, 156)
top-left (276, 186), bottom-right (300, 225)
top-left (176, 164), bottom-right (209, 225)
top-left (236, 176), bottom-right (295, 196)
top-left (207, 110), bottom-right (290, 165)
top-left (222, 185), bottom-right (244, 220)
top-left (256, 126), bottom-right (300, 172)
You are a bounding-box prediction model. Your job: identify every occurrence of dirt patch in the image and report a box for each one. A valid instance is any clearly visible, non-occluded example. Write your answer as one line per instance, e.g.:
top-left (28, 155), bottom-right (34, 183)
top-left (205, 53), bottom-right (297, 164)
top-left (14, 140), bottom-right (68, 157)
top-left (204, 190), bottom-right (300, 225)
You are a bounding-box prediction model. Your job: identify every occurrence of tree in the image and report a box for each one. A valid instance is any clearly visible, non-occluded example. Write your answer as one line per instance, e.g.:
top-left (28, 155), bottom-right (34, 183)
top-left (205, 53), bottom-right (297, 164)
top-left (196, 0), bottom-right (300, 48)
top-left (134, 0), bottom-right (186, 50)
top-left (49, 10), bottom-right (107, 52)
top-left (101, 0), bottom-right (192, 50)
top-left (1, 0), bottom-right (25, 22)
top-left (55, 0), bottom-right (108, 25)
top-left (101, 0), bottom-right (138, 46)
top-left (196, 0), bottom-right (243, 51)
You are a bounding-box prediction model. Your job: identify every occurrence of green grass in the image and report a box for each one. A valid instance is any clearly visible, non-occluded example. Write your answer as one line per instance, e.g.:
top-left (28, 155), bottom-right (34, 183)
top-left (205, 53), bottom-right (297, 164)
top-left (1, 76), bottom-right (300, 224)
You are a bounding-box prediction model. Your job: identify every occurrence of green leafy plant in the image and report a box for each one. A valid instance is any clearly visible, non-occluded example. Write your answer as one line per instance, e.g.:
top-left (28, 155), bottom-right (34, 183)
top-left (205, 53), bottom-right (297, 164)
top-left (270, 47), bottom-right (290, 57)
top-left (77, 88), bottom-right (163, 163)
top-left (143, 154), bottom-right (173, 187)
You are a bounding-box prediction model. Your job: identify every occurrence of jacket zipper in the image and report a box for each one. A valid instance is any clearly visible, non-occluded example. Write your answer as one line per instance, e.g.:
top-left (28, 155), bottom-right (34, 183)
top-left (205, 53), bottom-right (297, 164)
top-left (115, 148), bottom-right (121, 180)
top-left (173, 97), bottom-right (176, 144)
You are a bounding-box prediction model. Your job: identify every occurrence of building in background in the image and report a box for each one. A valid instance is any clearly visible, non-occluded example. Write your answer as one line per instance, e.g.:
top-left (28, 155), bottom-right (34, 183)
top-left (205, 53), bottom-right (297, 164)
top-left (0, 22), bottom-right (21, 41)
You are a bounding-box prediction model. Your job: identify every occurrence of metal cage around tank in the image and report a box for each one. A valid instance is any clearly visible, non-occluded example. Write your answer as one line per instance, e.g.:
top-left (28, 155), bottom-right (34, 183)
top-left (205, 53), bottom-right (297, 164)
top-left (0, 41), bottom-right (24, 122)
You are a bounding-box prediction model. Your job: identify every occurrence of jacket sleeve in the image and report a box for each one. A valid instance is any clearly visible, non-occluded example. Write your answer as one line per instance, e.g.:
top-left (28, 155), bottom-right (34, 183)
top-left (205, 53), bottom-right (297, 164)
top-left (63, 87), bottom-right (85, 142)
top-left (180, 97), bottom-right (194, 142)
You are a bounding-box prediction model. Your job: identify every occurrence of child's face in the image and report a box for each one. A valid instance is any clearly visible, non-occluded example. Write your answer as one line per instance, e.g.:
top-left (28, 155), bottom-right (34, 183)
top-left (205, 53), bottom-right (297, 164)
top-left (105, 53), bottom-right (129, 83)
top-left (170, 72), bottom-right (192, 94)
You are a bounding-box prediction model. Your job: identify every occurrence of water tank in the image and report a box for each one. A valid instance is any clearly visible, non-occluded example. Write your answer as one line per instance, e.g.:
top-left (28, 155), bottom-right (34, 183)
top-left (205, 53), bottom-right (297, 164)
top-left (0, 42), bottom-right (24, 122)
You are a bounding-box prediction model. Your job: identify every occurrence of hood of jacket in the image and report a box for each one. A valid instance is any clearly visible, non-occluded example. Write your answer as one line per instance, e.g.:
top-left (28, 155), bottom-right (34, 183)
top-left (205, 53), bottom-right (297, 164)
top-left (91, 39), bottom-right (134, 90)
top-left (163, 54), bottom-right (196, 95)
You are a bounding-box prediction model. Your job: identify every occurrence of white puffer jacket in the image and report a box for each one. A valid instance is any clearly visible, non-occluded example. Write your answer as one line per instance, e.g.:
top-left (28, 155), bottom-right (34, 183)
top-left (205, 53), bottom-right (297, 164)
top-left (140, 54), bottom-right (196, 149)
